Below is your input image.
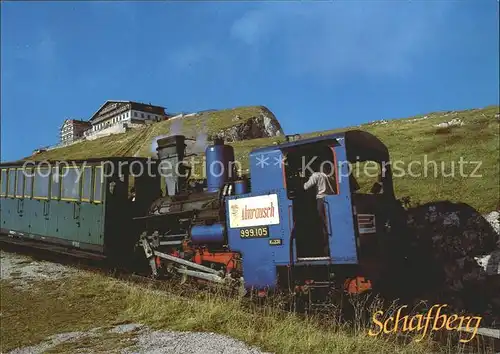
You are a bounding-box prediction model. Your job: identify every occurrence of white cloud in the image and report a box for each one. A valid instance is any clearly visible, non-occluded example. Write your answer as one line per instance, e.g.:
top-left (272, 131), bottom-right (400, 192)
top-left (230, 8), bottom-right (275, 46)
top-left (230, 2), bottom-right (452, 78)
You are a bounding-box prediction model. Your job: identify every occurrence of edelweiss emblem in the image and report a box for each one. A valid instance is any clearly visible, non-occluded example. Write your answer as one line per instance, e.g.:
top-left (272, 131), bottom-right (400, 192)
top-left (231, 204), bottom-right (240, 218)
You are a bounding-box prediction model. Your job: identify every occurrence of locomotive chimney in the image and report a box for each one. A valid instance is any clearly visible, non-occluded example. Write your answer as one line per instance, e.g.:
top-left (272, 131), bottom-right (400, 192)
top-left (156, 135), bottom-right (187, 196)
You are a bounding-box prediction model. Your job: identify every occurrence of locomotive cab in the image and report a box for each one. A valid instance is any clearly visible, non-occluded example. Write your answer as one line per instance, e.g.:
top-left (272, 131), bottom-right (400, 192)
top-left (282, 140), bottom-right (340, 260)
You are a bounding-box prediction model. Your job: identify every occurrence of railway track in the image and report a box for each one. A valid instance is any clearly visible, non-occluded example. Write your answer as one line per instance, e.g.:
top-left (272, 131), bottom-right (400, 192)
top-left (113, 125), bottom-right (154, 157)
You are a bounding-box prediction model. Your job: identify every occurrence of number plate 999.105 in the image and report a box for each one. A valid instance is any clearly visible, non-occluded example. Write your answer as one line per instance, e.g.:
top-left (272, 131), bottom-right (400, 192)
top-left (239, 226), bottom-right (269, 239)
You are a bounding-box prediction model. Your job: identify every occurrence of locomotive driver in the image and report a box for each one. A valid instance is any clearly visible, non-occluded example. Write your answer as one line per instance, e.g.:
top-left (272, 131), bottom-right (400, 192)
top-left (303, 160), bottom-right (336, 250)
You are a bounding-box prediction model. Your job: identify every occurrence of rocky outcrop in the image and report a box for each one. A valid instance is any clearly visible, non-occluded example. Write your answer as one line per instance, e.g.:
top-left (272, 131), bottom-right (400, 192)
top-left (403, 202), bottom-right (500, 325)
top-left (210, 108), bottom-right (283, 143)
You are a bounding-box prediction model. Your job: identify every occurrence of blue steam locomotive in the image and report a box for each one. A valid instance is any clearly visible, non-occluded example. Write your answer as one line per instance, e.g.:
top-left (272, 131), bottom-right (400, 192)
top-left (137, 130), bottom-right (405, 300)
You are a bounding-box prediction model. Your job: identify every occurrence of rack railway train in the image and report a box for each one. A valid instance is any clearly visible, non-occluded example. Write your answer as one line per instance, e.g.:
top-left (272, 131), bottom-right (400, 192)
top-left (0, 130), bottom-right (410, 301)
top-left (1, 130), bottom-right (497, 315)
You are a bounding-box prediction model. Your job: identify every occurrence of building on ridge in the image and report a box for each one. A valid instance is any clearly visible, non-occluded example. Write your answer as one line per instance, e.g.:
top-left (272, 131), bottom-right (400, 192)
top-left (87, 100), bottom-right (167, 134)
top-left (60, 119), bottom-right (92, 145)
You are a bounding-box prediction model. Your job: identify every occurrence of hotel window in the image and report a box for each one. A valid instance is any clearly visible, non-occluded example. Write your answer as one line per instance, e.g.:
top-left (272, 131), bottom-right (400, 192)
top-left (141, 113), bottom-right (144, 118)
top-left (134, 112), bottom-right (138, 117)
top-left (7, 169), bottom-right (16, 197)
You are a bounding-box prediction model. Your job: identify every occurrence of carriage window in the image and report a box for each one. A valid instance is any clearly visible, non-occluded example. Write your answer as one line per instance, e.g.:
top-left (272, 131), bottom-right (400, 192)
top-left (51, 167), bottom-right (61, 200)
top-left (24, 169), bottom-right (34, 198)
top-left (16, 169), bottom-right (25, 198)
top-left (33, 168), bottom-right (50, 199)
top-left (61, 167), bottom-right (81, 201)
top-left (81, 166), bottom-right (92, 202)
top-left (7, 169), bottom-right (16, 197)
top-left (93, 166), bottom-right (103, 203)
top-left (0, 169), bottom-right (7, 197)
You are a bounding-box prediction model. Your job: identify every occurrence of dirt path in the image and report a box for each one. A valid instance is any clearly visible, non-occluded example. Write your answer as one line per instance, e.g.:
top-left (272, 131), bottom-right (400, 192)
top-left (1, 250), bottom-right (272, 354)
top-left (7, 323), bottom-right (271, 354)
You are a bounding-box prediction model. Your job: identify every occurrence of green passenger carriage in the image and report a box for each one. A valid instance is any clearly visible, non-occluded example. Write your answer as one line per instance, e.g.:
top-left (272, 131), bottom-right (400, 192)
top-left (0, 157), bottom-right (159, 265)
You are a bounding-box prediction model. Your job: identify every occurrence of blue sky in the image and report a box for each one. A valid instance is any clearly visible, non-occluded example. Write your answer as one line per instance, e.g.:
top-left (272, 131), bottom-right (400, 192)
top-left (1, 1), bottom-right (498, 162)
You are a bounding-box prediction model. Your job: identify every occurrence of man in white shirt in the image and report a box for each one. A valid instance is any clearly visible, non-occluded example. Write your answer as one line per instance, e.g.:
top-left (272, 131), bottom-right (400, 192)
top-left (303, 171), bottom-right (336, 198)
top-left (303, 163), bottom-right (336, 253)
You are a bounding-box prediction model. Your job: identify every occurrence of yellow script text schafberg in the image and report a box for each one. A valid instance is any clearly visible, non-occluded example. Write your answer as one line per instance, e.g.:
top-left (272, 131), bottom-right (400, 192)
top-left (368, 304), bottom-right (482, 343)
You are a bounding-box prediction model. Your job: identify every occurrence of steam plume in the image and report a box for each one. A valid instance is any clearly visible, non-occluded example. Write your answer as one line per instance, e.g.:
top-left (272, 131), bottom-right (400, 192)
top-left (191, 118), bottom-right (209, 154)
top-left (150, 134), bottom-right (169, 155)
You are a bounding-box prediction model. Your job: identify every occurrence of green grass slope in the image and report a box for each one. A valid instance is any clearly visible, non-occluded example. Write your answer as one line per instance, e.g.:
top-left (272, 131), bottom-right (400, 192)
top-left (24, 105), bottom-right (499, 213)
top-left (25, 106), bottom-right (278, 162)
top-left (299, 105), bottom-right (499, 213)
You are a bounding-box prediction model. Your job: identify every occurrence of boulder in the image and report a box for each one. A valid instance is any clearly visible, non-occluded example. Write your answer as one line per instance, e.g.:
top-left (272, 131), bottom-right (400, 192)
top-left (210, 110), bottom-right (283, 143)
top-left (404, 201), bottom-right (500, 325)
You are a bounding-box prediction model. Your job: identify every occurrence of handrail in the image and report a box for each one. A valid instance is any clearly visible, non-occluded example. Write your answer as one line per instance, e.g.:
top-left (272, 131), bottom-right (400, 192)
top-left (323, 199), bottom-right (333, 237)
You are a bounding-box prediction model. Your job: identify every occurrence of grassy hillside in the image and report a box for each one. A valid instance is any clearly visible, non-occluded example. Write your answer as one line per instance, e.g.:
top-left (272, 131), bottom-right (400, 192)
top-left (24, 106), bottom-right (278, 162)
top-left (23, 105), bottom-right (499, 213)
top-left (299, 105), bottom-right (500, 213)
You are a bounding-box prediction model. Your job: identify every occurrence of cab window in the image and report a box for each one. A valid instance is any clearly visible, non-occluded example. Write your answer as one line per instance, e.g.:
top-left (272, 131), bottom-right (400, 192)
top-left (349, 161), bottom-right (383, 194)
top-left (284, 141), bottom-right (339, 199)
